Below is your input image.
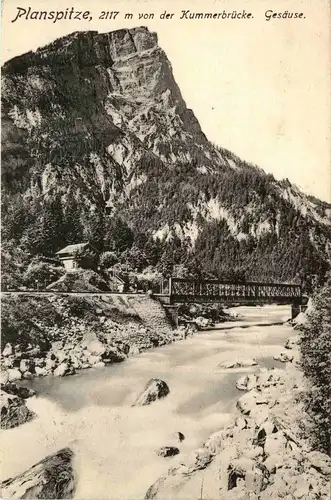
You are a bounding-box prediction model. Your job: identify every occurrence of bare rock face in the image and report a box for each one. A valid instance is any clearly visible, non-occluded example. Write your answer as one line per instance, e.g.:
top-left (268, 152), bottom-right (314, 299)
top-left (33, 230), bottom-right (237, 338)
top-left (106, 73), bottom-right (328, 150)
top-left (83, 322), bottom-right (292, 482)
top-left (0, 448), bottom-right (76, 499)
top-left (226, 457), bottom-right (265, 494)
top-left (0, 390), bottom-right (35, 429)
top-left (132, 378), bottom-right (169, 406)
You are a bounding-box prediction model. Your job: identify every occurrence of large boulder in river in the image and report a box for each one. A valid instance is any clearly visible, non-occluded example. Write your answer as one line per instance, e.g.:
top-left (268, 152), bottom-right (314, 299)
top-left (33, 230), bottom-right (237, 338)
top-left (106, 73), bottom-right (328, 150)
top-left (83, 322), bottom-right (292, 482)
top-left (0, 448), bottom-right (76, 499)
top-left (273, 352), bottom-right (294, 363)
top-left (0, 390), bottom-right (35, 429)
top-left (1, 382), bottom-right (36, 399)
top-left (102, 346), bottom-right (126, 364)
top-left (172, 431), bottom-right (185, 443)
top-left (219, 358), bottom-right (258, 369)
top-left (132, 379), bottom-right (170, 406)
top-left (156, 446), bottom-right (179, 458)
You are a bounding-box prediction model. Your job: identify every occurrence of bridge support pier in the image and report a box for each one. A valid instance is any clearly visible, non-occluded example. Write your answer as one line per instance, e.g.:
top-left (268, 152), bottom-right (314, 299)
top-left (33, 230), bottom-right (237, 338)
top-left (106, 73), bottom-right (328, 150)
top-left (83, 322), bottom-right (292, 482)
top-left (291, 304), bottom-right (301, 320)
top-left (163, 305), bottom-right (179, 328)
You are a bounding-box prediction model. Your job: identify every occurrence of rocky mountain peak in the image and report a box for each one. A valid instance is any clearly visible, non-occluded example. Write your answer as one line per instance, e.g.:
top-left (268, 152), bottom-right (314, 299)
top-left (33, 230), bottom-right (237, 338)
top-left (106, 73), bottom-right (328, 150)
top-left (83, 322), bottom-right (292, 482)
top-left (3, 27), bottom-right (158, 70)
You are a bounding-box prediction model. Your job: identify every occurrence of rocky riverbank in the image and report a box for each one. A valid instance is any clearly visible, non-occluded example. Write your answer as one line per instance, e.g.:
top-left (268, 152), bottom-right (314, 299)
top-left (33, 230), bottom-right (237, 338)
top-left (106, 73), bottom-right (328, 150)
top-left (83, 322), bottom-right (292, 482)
top-left (1, 293), bottom-right (196, 389)
top-left (1, 293), bottom-right (200, 431)
top-left (1, 294), bottom-right (233, 434)
top-left (1, 294), bottom-right (230, 389)
top-left (2, 289), bottom-right (237, 390)
top-left (145, 333), bottom-right (331, 500)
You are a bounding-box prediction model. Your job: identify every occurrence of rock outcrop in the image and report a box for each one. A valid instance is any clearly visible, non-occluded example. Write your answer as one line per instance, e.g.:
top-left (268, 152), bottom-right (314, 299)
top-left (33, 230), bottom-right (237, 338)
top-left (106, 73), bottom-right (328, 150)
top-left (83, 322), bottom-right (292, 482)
top-left (132, 378), bottom-right (170, 406)
top-left (0, 390), bottom-right (35, 429)
top-left (0, 448), bottom-right (76, 499)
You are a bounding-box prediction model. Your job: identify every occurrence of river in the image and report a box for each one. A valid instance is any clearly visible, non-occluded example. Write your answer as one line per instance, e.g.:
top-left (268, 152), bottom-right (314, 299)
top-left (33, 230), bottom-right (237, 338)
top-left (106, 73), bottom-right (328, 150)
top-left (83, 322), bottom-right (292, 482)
top-left (1, 305), bottom-right (293, 499)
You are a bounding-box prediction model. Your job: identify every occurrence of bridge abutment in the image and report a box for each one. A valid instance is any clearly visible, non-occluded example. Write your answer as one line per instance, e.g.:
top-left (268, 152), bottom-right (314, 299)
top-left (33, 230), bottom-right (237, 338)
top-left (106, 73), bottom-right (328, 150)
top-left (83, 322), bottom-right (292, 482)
top-left (163, 305), bottom-right (179, 327)
top-left (291, 304), bottom-right (301, 320)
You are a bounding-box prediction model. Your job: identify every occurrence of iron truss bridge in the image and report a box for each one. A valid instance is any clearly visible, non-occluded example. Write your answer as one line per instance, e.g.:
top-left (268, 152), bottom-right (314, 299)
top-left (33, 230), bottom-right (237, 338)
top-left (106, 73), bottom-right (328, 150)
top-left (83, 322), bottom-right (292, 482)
top-left (156, 277), bottom-right (303, 306)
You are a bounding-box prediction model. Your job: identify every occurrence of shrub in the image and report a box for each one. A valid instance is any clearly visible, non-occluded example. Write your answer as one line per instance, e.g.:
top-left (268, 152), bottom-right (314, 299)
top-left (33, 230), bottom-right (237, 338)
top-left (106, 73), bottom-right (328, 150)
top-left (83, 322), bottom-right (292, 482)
top-left (1, 241), bottom-right (30, 291)
top-left (1, 295), bottom-right (61, 348)
top-left (73, 245), bottom-right (99, 270)
top-left (48, 269), bottom-right (110, 292)
top-left (300, 274), bottom-right (331, 455)
top-left (99, 251), bottom-right (118, 269)
top-left (23, 259), bottom-right (65, 289)
top-left (64, 295), bottom-right (99, 324)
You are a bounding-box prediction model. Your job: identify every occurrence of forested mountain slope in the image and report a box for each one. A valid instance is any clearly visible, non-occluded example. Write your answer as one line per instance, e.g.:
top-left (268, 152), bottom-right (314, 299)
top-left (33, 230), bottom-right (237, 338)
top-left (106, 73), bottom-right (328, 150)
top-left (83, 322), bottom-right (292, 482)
top-left (2, 27), bottom-right (331, 288)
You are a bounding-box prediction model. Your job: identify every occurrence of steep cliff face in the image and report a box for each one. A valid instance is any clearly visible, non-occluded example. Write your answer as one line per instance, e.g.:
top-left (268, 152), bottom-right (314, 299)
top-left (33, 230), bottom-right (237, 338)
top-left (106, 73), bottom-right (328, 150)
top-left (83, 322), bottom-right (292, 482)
top-left (2, 27), bottom-right (331, 284)
top-left (2, 28), bottom-right (225, 198)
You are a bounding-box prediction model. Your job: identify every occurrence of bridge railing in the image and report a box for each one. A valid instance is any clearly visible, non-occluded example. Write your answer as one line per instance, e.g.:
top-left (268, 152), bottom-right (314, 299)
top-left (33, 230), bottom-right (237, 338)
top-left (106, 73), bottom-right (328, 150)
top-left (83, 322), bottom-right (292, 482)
top-left (168, 277), bottom-right (301, 302)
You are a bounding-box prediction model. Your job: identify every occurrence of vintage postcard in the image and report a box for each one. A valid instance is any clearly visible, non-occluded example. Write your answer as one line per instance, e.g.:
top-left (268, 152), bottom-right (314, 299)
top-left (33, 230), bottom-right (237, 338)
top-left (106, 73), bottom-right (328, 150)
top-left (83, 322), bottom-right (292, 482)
top-left (1, 0), bottom-right (330, 498)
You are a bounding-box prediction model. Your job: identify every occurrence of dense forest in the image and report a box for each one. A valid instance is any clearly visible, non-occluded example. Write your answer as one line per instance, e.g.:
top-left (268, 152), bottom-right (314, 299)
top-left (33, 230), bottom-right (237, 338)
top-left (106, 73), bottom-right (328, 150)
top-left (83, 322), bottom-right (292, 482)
top-left (2, 155), bottom-right (330, 290)
top-left (300, 274), bottom-right (331, 454)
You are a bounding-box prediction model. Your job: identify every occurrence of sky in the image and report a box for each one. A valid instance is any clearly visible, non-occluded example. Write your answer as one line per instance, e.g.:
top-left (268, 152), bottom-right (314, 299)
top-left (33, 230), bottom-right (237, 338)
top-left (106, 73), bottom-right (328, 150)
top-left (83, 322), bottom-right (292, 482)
top-left (1, 0), bottom-right (330, 202)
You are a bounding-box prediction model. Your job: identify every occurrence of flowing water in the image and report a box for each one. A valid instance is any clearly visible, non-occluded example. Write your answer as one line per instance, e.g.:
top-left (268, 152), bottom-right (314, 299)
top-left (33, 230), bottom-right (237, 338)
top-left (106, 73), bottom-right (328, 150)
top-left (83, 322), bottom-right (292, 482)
top-left (1, 305), bottom-right (293, 499)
